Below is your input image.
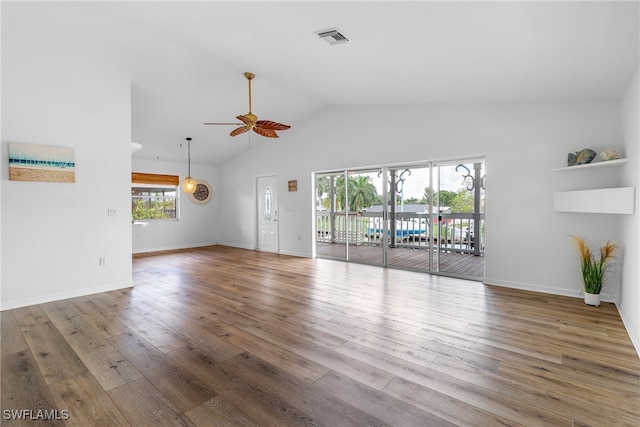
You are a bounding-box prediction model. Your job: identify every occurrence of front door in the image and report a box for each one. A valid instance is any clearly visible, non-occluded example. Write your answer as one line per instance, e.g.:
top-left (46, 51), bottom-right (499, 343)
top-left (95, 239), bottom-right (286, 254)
top-left (257, 175), bottom-right (278, 253)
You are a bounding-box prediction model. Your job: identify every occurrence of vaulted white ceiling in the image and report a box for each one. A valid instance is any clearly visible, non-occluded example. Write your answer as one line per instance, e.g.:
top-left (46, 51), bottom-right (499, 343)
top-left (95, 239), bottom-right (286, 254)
top-left (85, 1), bottom-right (639, 165)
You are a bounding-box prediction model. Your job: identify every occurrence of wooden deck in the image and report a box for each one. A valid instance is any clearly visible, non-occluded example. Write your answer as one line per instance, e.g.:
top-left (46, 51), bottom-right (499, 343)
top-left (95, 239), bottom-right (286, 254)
top-left (317, 241), bottom-right (485, 279)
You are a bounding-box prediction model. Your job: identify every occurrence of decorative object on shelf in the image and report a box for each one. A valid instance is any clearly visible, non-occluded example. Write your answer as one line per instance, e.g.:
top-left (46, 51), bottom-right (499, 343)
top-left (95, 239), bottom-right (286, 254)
top-left (567, 148), bottom-right (596, 166)
top-left (8, 142), bottom-right (75, 183)
top-left (600, 149), bottom-right (623, 161)
top-left (188, 180), bottom-right (212, 205)
top-left (181, 137), bottom-right (197, 194)
top-left (570, 235), bottom-right (617, 306)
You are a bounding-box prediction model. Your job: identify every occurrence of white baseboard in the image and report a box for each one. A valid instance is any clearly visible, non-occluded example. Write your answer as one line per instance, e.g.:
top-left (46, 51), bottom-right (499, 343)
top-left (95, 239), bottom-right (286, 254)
top-left (278, 249), bottom-right (311, 258)
top-left (202, 242), bottom-right (311, 258)
top-left (616, 302), bottom-right (640, 358)
top-left (483, 277), bottom-right (617, 303)
top-left (1, 280), bottom-right (134, 311)
top-left (216, 241), bottom-right (257, 251)
top-left (133, 241), bottom-right (218, 254)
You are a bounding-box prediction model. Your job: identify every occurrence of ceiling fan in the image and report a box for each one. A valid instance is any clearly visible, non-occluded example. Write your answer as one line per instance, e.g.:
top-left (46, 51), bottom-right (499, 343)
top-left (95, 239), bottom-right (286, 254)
top-left (204, 72), bottom-right (291, 138)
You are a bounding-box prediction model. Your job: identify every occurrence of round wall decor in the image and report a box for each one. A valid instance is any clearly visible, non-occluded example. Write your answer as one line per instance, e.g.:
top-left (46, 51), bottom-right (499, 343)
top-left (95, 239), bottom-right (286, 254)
top-left (188, 180), bottom-right (212, 204)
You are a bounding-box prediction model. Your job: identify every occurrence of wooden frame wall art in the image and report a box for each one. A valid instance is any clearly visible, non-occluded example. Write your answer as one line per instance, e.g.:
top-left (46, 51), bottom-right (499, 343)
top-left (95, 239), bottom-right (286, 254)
top-left (8, 142), bottom-right (75, 183)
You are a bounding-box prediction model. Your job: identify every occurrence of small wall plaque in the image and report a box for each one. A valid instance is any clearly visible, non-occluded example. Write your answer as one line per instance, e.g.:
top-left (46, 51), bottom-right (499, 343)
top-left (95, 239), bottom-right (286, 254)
top-left (288, 180), bottom-right (297, 192)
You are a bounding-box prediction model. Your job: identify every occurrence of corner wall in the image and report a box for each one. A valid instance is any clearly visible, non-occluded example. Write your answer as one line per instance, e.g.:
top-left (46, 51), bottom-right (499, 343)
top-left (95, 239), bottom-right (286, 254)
top-left (132, 158), bottom-right (219, 253)
top-left (620, 67), bottom-right (640, 352)
top-left (1, 3), bottom-right (133, 309)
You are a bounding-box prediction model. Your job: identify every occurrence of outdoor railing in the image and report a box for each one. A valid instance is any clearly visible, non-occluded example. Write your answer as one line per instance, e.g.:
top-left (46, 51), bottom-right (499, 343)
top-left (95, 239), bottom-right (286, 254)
top-left (317, 211), bottom-right (367, 244)
top-left (317, 210), bottom-right (484, 255)
top-left (435, 212), bottom-right (484, 255)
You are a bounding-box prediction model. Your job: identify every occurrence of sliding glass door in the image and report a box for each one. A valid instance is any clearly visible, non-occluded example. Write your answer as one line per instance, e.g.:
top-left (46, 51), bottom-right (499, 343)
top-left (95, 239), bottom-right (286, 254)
top-left (315, 168), bottom-right (387, 265)
top-left (344, 168), bottom-right (386, 266)
top-left (315, 157), bottom-right (485, 280)
top-left (386, 164), bottom-right (433, 272)
top-left (434, 160), bottom-right (485, 277)
top-left (315, 171), bottom-right (347, 261)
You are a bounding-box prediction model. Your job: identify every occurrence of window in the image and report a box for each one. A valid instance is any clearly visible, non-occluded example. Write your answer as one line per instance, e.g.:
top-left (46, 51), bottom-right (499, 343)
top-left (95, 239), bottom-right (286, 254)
top-left (131, 172), bottom-right (180, 220)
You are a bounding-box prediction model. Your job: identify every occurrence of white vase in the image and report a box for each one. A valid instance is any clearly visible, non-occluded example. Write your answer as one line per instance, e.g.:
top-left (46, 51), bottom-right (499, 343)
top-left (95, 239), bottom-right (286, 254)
top-left (584, 292), bottom-right (601, 306)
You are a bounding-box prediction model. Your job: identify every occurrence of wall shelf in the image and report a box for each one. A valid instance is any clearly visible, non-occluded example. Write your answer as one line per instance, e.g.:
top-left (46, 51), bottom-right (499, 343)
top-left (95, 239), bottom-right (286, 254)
top-left (553, 158), bottom-right (633, 214)
top-left (553, 187), bottom-right (635, 214)
top-left (554, 158), bottom-right (628, 172)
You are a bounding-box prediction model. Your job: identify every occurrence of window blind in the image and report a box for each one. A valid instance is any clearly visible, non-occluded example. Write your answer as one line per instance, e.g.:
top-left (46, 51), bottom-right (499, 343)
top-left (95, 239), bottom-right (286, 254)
top-left (131, 172), bottom-right (179, 186)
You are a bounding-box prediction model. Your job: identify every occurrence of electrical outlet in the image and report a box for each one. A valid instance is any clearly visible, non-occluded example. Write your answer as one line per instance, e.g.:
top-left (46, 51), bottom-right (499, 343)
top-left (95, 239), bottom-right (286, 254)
top-left (107, 208), bottom-right (118, 217)
top-left (99, 257), bottom-right (107, 266)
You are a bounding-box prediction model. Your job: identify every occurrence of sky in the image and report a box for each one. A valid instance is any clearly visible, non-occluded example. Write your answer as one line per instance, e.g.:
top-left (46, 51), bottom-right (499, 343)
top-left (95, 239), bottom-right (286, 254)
top-left (358, 162), bottom-right (483, 200)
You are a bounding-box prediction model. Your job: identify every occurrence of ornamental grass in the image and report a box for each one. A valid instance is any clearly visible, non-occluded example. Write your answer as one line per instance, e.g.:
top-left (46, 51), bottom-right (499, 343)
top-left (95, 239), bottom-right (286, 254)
top-left (570, 235), bottom-right (617, 295)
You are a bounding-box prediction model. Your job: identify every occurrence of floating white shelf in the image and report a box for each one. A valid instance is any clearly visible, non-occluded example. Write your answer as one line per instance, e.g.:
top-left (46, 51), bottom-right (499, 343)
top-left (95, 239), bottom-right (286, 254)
top-left (553, 187), bottom-right (635, 214)
top-left (554, 158), bottom-right (628, 172)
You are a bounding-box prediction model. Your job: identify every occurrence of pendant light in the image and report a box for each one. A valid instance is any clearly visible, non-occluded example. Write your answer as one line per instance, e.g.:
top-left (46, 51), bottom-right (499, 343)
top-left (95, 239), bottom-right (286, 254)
top-left (181, 137), bottom-right (197, 194)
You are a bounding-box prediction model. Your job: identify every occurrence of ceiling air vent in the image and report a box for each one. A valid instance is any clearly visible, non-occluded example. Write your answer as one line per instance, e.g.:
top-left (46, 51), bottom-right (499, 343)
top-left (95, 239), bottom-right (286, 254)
top-left (315, 28), bottom-right (351, 45)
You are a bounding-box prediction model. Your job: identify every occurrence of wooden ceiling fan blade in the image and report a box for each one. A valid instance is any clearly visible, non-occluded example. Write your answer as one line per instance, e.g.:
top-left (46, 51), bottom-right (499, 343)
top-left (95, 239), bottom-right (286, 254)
top-left (203, 122), bottom-right (243, 125)
top-left (253, 127), bottom-right (279, 138)
top-left (256, 120), bottom-right (291, 131)
top-left (230, 126), bottom-right (250, 137)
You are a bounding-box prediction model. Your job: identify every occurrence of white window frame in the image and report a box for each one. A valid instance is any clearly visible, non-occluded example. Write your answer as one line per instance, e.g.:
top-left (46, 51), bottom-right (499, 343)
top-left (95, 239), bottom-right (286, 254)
top-left (131, 183), bottom-right (180, 221)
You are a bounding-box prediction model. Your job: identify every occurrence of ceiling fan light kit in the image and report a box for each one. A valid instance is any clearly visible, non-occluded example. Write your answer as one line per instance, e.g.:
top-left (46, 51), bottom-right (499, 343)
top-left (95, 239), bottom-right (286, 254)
top-left (204, 72), bottom-right (291, 138)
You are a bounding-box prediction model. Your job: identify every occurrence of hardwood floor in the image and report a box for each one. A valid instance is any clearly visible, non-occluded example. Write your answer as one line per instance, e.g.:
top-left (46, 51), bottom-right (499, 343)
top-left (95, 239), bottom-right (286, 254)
top-left (1, 245), bottom-right (638, 426)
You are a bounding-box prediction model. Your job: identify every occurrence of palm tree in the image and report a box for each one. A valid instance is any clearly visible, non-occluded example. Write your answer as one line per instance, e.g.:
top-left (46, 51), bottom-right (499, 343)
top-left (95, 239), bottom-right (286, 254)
top-left (349, 175), bottom-right (378, 210)
top-left (332, 175), bottom-right (380, 211)
top-left (335, 175), bottom-right (347, 210)
top-left (316, 176), bottom-right (330, 209)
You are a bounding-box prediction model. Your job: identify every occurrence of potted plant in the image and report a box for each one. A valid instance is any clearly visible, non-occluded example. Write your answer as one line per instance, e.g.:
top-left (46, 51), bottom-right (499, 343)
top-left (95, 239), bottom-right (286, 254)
top-left (570, 235), bottom-right (617, 306)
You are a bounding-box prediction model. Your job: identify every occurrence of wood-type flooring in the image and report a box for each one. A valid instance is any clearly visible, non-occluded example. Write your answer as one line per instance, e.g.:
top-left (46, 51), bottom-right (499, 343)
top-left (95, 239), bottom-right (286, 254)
top-left (1, 245), bottom-right (638, 426)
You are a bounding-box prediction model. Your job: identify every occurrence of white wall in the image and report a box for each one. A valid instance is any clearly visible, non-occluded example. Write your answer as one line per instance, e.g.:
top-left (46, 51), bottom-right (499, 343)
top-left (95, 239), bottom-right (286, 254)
top-left (620, 67), bottom-right (640, 352)
top-left (132, 158), bottom-right (219, 253)
top-left (219, 102), bottom-right (624, 297)
top-left (1, 3), bottom-right (133, 309)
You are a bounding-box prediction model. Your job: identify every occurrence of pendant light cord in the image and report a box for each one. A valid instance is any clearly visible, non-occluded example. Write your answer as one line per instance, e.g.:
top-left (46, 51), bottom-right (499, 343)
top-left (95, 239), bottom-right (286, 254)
top-left (187, 137), bottom-right (192, 176)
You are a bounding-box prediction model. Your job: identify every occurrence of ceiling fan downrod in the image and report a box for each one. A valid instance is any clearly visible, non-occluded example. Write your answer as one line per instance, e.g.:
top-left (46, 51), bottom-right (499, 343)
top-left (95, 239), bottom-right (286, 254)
top-left (244, 72), bottom-right (256, 122)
